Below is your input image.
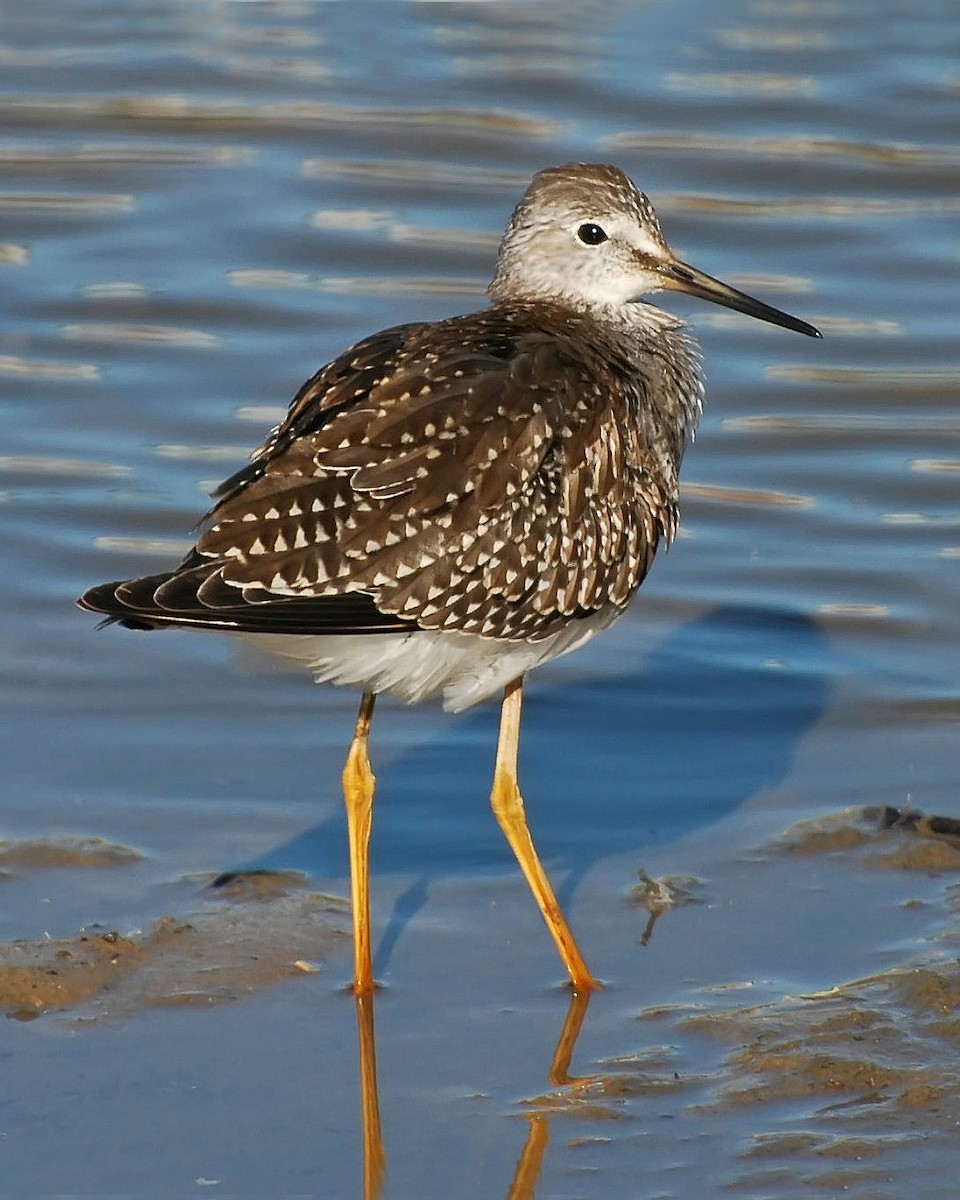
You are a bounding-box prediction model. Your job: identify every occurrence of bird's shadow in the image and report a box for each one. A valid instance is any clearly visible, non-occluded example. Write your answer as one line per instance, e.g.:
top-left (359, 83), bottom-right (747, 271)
top-left (217, 604), bottom-right (831, 978)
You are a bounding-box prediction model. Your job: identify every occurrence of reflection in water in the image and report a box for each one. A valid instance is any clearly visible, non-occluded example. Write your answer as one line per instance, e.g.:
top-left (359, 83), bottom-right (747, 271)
top-left (631, 870), bottom-right (704, 947)
top-left (545, 989), bottom-right (593, 1088)
top-left (507, 1117), bottom-right (549, 1200)
top-left (353, 990), bottom-right (594, 1200)
top-left (510, 993), bottom-right (598, 1199)
top-left (354, 992), bottom-right (386, 1200)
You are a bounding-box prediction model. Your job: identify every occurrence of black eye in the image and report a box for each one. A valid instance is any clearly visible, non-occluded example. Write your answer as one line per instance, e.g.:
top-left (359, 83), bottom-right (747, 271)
top-left (577, 222), bottom-right (608, 246)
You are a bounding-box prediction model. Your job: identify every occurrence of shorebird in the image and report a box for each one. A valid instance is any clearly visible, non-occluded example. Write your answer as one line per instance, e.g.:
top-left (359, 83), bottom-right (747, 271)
top-left (79, 163), bottom-right (819, 995)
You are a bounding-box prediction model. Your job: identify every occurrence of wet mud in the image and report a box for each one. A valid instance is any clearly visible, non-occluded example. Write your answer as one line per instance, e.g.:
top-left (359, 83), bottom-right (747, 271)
top-left (0, 858), bottom-right (347, 1022)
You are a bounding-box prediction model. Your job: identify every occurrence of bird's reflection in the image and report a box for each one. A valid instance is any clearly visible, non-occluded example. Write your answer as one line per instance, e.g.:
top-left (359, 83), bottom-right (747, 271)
top-left (631, 869), bottom-right (704, 947)
top-left (352, 989), bottom-right (594, 1200)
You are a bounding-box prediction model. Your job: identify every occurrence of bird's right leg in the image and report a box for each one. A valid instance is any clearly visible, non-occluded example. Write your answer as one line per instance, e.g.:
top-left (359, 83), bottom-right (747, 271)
top-left (342, 690), bottom-right (377, 995)
top-left (489, 677), bottom-right (600, 993)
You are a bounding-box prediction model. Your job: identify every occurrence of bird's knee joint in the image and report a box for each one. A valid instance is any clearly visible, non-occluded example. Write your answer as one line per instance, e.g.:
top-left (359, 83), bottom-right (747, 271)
top-left (490, 768), bottom-right (524, 817)
top-left (343, 744), bottom-right (375, 799)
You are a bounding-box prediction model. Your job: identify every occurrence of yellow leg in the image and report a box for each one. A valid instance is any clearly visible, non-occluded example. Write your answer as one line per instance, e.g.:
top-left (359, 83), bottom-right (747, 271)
top-left (490, 677), bottom-right (600, 993)
top-left (342, 690), bottom-right (377, 996)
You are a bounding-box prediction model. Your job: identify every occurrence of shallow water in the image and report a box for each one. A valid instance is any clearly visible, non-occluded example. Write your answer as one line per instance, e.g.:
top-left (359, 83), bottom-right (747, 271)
top-left (1, 1), bottom-right (959, 1196)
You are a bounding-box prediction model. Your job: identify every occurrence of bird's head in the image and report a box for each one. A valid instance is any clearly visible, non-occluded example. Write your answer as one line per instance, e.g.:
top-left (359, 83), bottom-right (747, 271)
top-left (490, 162), bottom-right (820, 339)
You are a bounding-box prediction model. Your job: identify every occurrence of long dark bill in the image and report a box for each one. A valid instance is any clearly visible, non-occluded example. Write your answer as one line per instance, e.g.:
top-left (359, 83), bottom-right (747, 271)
top-left (660, 260), bottom-right (821, 338)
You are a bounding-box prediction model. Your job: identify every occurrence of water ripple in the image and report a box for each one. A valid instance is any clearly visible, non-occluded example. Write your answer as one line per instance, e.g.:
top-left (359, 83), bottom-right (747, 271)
top-left (301, 158), bottom-right (528, 190)
top-left (766, 366), bottom-right (959, 389)
top-left (0, 192), bottom-right (135, 213)
top-left (0, 355), bottom-right (99, 381)
top-left (682, 482), bottom-right (814, 509)
top-left (674, 194), bottom-right (960, 217)
top-left (603, 131), bottom-right (960, 167)
top-left (665, 72), bottom-right (818, 97)
top-left (2, 95), bottom-right (560, 137)
top-left (61, 323), bottom-right (221, 350)
top-left (0, 244), bottom-right (29, 265)
top-left (227, 269), bottom-right (484, 297)
top-left (0, 455), bottom-right (129, 479)
top-left (0, 144), bottom-right (255, 168)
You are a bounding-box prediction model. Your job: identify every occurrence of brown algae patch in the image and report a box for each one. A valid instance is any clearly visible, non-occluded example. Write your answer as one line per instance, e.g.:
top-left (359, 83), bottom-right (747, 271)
top-left (622, 956), bottom-right (960, 1193)
top-left (741, 1131), bottom-right (823, 1158)
top-left (758, 804), bottom-right (960, 871)
top-left (628, 803), bottom-right (960, 1192)
top-left (0, 835), bottom-right (142, 871)
top-left (0, 931), bottom-right (148, 1020)
top-left (670, 959), bottom-right (960, 1122)
top-left (0, 884), bottom-right (348, 1021)
top-left (208, 867), bottom-right (310, 901)
top-left (764, 807), bottom-right (875, 856)
top-left (520, 1039), bottom-right (710, 1120)
top-left (889, 967), bottom-right (960, 1021)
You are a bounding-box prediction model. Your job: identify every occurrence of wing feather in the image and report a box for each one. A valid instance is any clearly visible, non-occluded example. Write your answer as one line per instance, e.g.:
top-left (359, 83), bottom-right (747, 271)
top-left (80, 305), bottom-right (676, 640)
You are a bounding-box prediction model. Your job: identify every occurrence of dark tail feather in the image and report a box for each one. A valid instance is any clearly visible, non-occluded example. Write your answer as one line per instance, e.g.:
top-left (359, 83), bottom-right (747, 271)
top-left (77, 579), bottom-right (165, 630)
top-left (76, 569), bottom-right (417, 636)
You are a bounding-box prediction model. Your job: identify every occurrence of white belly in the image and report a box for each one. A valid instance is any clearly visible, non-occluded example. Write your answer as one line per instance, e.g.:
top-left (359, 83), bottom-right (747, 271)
top-left (236, 607), bottom-right (621, 713)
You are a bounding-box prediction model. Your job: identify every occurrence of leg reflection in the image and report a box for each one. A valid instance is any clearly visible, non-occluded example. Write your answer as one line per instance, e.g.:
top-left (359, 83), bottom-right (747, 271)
top-left (508, 989), bottom-right (594, 1199)
top-left (349, 984), bottom-right (593, 1200)
top-left (507, 1113), bottom-right (549, 1200)
top-left (547, 988), bottom-right (592, 1087)
top-left (354, 990), bottom-right (386, 1200)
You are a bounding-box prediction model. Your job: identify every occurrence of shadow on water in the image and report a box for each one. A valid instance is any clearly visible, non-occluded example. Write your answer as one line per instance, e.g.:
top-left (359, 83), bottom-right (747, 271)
top-left (222, 604), bottom-right (831, 979)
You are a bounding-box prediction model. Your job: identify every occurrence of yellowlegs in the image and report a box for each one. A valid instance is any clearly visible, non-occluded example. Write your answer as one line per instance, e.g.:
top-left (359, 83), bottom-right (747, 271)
top-left (79, 163), bottom-right (820, 994)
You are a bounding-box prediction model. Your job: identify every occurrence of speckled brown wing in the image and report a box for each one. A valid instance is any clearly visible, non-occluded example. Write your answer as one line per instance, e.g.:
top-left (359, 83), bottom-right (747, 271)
top-left (81, 307), bottom-right (678, 640)
top-left (210, 322), bottom-right (421, 507)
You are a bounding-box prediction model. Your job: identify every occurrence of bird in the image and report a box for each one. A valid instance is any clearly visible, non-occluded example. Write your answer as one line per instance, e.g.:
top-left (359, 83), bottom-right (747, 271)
top-left (78, 163), bottom-right (820, 996)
